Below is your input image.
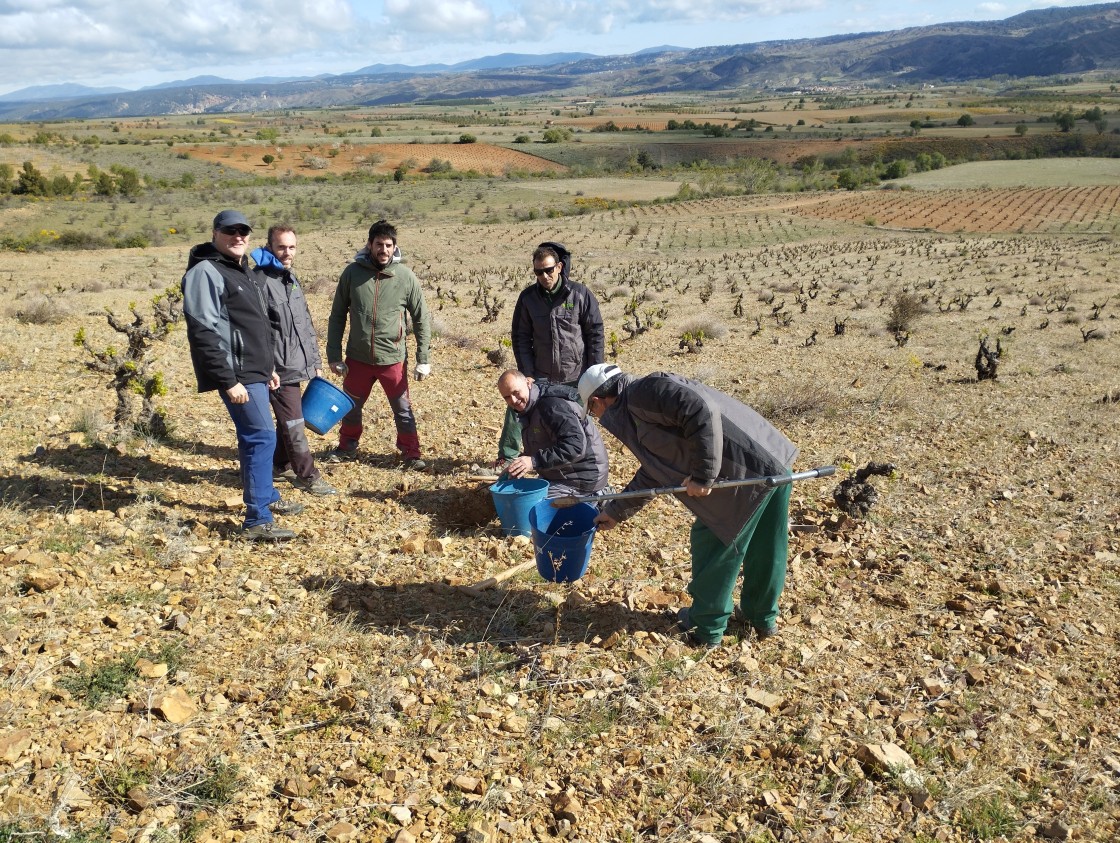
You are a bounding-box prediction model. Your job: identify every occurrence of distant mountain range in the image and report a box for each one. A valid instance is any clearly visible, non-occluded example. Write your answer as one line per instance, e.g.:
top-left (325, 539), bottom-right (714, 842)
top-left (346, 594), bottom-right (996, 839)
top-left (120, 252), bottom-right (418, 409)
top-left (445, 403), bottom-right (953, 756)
top-left (0, 82), bottom-right (128, 103)
top-left (1, 3), bottom-right (1118, 120)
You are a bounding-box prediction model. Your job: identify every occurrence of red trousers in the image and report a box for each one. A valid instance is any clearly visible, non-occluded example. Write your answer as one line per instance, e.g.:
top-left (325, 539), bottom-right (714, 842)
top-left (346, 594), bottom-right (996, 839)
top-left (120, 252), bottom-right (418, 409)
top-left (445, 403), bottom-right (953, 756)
top-left (338, 359), bottom-right (421, 459)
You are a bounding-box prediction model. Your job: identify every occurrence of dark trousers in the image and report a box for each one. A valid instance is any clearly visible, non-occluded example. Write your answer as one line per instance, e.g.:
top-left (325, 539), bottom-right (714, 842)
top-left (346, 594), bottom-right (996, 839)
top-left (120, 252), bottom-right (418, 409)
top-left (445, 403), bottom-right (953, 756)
top-left (269, 382), bottom-right (321, 482)
top-left (338, 359), bottom-right (421, 459)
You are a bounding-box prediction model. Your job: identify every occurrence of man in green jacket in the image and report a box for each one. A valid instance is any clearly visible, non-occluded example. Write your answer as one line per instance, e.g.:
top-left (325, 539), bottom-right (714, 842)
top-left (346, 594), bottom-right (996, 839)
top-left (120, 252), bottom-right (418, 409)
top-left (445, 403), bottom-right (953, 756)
top-left (326, 220), bottom-right (432, 470)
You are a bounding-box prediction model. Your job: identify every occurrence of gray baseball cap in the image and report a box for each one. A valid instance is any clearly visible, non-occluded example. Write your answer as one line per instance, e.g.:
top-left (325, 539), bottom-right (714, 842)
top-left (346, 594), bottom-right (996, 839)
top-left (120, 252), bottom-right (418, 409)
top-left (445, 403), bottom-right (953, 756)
top-left (212, 209), bottom-right (252, 231)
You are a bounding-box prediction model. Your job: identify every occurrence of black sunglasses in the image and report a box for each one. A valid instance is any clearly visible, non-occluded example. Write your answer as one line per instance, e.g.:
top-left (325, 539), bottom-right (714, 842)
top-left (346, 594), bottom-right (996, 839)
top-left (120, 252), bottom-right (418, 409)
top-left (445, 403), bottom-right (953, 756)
top-left (219, 226), bottom-right (251, 237)
top-left (532, 264), bottom-right (558, 277)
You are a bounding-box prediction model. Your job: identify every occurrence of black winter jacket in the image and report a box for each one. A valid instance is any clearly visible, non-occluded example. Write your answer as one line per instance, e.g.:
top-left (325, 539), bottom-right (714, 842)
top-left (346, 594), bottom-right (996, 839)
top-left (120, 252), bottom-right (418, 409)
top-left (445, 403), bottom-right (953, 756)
top-left (182, 243), bottom-right (274, 392)
top-left (511, 279), bottom-right (604, 384)
top-left (252, 248), bottom-right (323, 385)
top-left (519, 383), bottom-right (609, 494)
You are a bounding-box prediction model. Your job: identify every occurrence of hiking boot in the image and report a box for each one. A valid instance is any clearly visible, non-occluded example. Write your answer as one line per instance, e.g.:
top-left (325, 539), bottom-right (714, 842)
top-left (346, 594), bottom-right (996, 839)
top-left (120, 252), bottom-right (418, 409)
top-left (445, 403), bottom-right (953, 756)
top-left (274, 466), bottom-right (297, 481)
top-left (733, 606), bottom-right (778, 640)
top-left (674, 607), bottom-right (720, 650)
top-left (326, 447), bottom-right (359, 463)
top-left (402, 457), bottom-right (427, 471)
top-left (242, 522), bottom-right (296, 542)
top-left (675, 606), bottom-right (696, 632)
top-left (295, 476), bottom-right (338, 496)
top-left (269, 499), bottom-right (305, 516)
top-left (753, 624), bottom-right (778, 641)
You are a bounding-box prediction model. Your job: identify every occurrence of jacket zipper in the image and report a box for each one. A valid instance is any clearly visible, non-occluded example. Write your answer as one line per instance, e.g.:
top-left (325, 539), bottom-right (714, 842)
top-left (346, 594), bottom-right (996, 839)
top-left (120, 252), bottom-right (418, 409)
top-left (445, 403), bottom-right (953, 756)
top-left (370, 272), bottom-right (381, 360)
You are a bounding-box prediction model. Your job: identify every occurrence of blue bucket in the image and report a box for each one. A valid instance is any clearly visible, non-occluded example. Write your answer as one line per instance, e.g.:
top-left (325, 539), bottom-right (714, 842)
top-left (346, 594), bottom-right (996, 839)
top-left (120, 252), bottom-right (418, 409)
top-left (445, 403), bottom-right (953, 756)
top-left (301, 376), bottom-right (355, 436)
top-left (489, 478), bottom-right (549, 537)
top-left (529, 501), bottom-right (598, 583)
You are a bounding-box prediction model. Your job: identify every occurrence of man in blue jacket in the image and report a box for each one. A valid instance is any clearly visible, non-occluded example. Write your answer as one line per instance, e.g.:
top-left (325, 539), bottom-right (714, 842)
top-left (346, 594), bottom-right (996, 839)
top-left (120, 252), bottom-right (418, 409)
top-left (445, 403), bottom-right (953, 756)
top-left (579, 364), bottom-right (798, 648)
top-left (181, 210), bottom-right (302, 541)
top-left (253, 225), bottom-right (337, 497)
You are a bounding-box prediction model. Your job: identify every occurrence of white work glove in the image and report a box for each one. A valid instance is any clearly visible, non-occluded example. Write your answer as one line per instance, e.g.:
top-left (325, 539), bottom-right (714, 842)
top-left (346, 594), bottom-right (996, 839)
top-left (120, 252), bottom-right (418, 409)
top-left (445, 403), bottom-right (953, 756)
top-left (414, 363), bottom-right (432, 380)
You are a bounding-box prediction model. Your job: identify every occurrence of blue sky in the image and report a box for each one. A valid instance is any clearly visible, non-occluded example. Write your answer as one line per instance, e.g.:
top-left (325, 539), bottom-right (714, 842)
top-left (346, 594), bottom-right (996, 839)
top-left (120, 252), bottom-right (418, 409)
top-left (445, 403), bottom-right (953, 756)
top-left (0, 0), bottom-right (1093, 96)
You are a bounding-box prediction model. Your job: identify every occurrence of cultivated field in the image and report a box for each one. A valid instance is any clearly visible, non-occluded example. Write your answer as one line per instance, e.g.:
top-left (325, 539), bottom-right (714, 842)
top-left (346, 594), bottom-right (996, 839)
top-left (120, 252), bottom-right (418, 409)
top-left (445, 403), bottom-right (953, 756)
top-left (1, 140), bottom-right (1119, 843)
top-left (179, 143), bottom-right (569, 178)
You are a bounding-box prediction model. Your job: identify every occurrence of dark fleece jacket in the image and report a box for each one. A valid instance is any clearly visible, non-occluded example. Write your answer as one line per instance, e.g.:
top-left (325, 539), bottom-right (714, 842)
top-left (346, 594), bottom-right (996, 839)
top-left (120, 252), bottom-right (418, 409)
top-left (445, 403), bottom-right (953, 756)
top-left (518, 382), bottom-right (609, 494)
top-left (181, 242), bottom-right (274, 392)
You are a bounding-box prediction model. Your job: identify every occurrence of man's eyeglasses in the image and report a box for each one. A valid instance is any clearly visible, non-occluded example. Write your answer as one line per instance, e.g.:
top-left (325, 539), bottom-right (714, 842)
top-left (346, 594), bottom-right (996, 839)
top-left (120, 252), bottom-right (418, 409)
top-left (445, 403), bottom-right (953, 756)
top-left (219, 226), bottom-right (251, 237)
top-left (532, 265), bottom-right (558, 277)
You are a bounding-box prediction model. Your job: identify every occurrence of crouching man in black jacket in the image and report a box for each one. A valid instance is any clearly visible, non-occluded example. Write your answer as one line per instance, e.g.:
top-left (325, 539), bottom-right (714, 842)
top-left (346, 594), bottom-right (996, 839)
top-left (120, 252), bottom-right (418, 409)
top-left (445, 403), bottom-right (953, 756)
top-left (496, 369), bottom-right (609, 501)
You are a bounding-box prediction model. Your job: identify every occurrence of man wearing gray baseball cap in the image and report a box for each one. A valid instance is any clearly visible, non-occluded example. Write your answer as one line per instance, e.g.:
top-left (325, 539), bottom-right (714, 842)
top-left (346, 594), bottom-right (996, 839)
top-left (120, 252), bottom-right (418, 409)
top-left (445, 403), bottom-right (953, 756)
top-left (181, 210), bottom-right (303, 540)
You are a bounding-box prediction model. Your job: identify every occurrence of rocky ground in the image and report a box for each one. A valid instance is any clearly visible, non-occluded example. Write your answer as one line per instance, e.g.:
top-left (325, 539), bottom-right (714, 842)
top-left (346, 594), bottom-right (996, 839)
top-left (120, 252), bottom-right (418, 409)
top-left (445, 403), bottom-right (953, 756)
top-left (1, 194), bottom-right (1118, 842)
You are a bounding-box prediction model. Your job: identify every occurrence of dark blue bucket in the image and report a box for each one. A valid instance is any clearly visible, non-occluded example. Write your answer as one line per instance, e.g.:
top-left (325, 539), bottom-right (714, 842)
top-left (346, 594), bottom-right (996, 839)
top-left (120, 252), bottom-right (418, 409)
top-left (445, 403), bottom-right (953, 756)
top-left (489, 478), bottom-right (550, 537)
top-left (302, 376), bottom-right (355, 436)
top-left (529, 501), bottom-right (598, 583)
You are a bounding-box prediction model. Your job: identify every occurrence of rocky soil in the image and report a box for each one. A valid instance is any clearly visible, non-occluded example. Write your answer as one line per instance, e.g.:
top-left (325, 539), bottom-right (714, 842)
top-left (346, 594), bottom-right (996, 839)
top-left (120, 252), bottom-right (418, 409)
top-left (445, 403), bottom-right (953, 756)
top-left (1, 194), bottom-right (1118, 842)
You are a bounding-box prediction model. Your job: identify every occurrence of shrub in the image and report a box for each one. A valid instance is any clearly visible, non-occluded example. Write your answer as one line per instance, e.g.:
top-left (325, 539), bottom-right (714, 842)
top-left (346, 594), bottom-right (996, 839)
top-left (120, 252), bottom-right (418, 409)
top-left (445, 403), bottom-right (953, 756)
top-left (14, 295), bottom-right (70, 325)
top-left (887, 291), bottom-right (924, 333)
top-left (882, 159), bottom-right (909, 179)
top-left (679, 316), bottom-right (728, 340)
top-left (57, 230), bottom-right (112, 249)
top-left (752, 383), bottom-right (843, 423)
top-left (458, 133), bottom-right (477, 144)
top-left (114, 233), bottom-right (151, 249)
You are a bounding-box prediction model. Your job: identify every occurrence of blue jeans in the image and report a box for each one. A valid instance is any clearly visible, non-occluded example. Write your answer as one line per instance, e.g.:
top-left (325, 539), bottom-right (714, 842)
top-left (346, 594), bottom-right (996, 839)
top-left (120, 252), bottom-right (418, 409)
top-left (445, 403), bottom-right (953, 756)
top-left (220, 382), bottom-right (280, 528)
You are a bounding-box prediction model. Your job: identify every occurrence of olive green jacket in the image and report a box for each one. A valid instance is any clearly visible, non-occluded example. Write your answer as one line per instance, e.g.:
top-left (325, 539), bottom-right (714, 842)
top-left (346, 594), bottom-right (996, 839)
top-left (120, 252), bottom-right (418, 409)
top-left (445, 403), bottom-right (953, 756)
top-left (326, 250), bottom-right (431, 367)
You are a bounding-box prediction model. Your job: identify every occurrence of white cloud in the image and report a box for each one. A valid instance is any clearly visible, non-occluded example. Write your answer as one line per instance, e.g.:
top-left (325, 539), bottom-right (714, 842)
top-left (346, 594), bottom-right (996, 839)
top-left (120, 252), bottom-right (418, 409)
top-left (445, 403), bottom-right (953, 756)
top-left (383, 0), bottom-right (492, 35)
top-left (508, 0), bottom-right (822, 30)
top-left (0, 0), bottom-right (356, 88)
top-left (0, 0), bottom-right (1078, 94)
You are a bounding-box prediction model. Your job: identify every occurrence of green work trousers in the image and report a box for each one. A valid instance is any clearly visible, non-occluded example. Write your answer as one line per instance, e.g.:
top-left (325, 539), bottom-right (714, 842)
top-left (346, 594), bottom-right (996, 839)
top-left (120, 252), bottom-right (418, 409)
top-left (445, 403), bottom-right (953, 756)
top-left (497, 406), bottom-right (522, 462)
top-left (686, 482), bottom-right (792, 645)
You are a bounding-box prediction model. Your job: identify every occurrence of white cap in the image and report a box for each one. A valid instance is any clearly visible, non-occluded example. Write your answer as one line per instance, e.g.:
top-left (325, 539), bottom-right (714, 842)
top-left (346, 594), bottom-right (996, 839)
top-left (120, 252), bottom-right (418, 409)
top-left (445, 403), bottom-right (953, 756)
top-left (578, 363), bottom-right (623, 416)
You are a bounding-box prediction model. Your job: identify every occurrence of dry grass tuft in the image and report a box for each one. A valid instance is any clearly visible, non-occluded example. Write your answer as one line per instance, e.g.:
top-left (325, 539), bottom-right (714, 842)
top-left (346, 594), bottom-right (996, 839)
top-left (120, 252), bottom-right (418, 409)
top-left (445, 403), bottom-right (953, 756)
top-left (12, 295), bottom-right (71, 325)
top-left (751, 382), bottom-right (845, 423)
top-left (679, 316), bottom-right (729, 340)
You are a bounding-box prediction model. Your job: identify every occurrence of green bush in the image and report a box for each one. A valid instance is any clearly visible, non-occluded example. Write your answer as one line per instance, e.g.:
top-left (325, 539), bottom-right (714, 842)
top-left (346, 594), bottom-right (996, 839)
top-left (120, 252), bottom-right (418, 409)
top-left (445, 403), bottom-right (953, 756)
top-left (57, 230), bottom-right (112, 250)
top-left (114, 233), bottom-right (151, 249)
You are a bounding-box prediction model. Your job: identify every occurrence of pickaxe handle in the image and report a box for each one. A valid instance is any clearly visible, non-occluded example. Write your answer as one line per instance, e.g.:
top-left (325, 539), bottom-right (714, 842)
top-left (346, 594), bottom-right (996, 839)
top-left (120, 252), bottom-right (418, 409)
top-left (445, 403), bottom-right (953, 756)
top-left (551, 465), bottom-right (837, 508)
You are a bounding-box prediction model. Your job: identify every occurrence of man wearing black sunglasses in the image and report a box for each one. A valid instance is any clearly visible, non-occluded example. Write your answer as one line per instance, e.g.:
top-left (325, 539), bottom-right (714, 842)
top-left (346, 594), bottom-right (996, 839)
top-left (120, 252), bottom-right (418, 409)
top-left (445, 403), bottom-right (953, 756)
top-left (495, 242), bottom-right (604, 469)
top-left (182, 210), bottom-right (302, 541)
